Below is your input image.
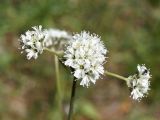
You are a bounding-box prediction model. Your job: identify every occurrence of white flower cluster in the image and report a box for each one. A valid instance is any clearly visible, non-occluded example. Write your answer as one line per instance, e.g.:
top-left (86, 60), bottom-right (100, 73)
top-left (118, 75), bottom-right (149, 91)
top-left (127, 64), bottom-right (151, 101)
top-left (64, 31), bottom-right (107, 87)
top-left (44, 29), bottom-right (71, 51)
top-left (19, 26), bottom-right (70, 60)
top-left (19, 25), bottom-right (46, 60)
top-left (19, 25), bottom-right (152, 101)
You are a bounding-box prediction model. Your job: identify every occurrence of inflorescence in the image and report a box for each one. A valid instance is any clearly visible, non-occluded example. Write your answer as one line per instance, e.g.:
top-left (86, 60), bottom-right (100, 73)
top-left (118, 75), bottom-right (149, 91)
top-left (44, 28), bottom-right (71, 51)
top-left (19, 25), bottom-right (46, 60)
top-left (127, 64), bottom-right (151, 101)
top-left (64, 31), bottom-right (107, 87)
top-left (19, 26), bottom-right (70, 59)
top-left (19, 25), bottom-right (152, 101)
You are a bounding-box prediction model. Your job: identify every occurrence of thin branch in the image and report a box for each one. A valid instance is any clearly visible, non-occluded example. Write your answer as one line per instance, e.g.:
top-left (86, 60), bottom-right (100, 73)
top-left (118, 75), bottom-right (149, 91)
top-left (105, 71), bottom-right (128, 81)
top-left (44, 48), bottom-right (64, 57)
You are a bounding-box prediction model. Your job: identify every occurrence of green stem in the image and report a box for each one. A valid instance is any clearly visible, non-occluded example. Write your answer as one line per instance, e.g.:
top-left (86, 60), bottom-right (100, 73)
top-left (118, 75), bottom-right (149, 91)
top-left (105, 71), bottom-right (128, 81)
top-left (55, 55), bottom-right (63, 120)
top-left (45, 48), bottom-right (64, 57)
top-left (67, 78), bottom-right (77, 120)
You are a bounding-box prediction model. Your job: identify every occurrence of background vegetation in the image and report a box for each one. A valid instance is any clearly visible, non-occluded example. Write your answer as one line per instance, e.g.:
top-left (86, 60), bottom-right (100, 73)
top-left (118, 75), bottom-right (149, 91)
top-left (0, 0), bottom-right (160, 120)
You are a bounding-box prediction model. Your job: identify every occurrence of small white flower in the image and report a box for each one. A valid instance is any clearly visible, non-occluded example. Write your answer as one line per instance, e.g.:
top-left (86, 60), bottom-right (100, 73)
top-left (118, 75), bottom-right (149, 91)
top-left (64, 31), bottom-right (107, 87)
top-left (19, 25), bottom-right (46, 60)
top-left (127, 64), bottom-right (151, 101)
top-left (44, 29), bottom-right (71, 51)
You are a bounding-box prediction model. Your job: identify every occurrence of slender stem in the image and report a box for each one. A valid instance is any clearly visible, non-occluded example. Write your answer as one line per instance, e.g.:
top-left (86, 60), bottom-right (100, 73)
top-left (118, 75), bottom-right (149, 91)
top-left (45, 48), bottom-right (64, 57)
top-left (68, 78), bottom-right (77, 120)
top-left (55, 55), bottom-right (63, 120)
top-left (105, 71), bottom-right (128, 81)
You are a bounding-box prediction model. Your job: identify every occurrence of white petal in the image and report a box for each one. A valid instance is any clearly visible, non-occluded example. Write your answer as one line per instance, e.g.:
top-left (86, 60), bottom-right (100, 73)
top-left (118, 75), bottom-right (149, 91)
top-left (74, 69), bottom-right (84, 79)
top-left (65, 59), bottom-right (74, 66)
top-left (80, 75), bottom-right (90, 87)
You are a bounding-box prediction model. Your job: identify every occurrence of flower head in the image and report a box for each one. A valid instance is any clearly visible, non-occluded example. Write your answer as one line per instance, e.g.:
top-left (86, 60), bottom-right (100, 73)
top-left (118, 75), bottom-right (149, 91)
top-left (127, 64), bottom-right (151, 101)
top-left (64, 31), bottom-right (107, 87)
top-left (44, 29), bottom-right (71, 51)
top-left (19, 25), bottom-right (46, 60)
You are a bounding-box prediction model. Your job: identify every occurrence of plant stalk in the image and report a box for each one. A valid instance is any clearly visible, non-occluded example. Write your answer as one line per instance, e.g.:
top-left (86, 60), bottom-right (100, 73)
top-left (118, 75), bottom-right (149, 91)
top-left (55, 55), bottom-right (63, 120)
top-left (45, 48), bottom-right (64, 57)
top-left (105, 71), bottom-right (128, 81)
top-left (67, 78), bottom-right (77, 120)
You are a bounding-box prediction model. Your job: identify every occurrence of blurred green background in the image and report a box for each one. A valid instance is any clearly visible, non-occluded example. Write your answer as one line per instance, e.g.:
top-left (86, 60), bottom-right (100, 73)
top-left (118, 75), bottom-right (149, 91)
top-left (0, 0), bottom-right (160, 120)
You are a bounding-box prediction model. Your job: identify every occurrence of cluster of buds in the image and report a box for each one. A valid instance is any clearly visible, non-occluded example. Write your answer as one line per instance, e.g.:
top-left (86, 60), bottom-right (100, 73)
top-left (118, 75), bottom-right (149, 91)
top-left (44, 28), bottom-right (71, 51)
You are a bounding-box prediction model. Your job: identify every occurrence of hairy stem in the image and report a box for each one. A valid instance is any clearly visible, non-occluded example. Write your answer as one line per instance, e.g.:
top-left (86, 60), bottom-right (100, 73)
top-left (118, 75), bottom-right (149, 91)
top-left (67, 78), bottom-right (77, 120)
top-left (105, 71), bottom-right (128, 81)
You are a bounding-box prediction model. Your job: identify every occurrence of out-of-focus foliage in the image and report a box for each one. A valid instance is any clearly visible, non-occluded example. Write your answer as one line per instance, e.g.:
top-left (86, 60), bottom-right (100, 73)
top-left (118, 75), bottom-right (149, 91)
top-left (0, 0), bottom-right (160, 120)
